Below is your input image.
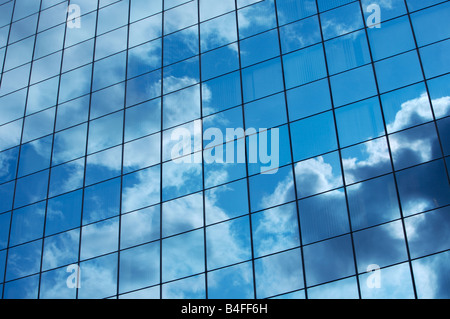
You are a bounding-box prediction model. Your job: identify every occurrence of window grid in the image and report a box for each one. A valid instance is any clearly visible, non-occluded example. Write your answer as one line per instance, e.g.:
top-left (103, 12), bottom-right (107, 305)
top-left (0, 0), bottom-right (449, 299)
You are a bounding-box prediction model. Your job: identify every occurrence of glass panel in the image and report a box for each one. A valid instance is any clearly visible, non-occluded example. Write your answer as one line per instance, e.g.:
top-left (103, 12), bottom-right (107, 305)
top-left (206, 216), bottom-right (251, 269)
top-left (122, 165), bottom-right (161, 213)
top-left (39, 266), bottom-right (77, 299)
top-left (123, 133), bottom-right (160, 174)
top-left (0, 212), bottom-right (11, 250)
top-left (129, 13), bottom-right (162, 47)
top-left (119, 241), bottom-right (160, 294)
top-left (64, 11), bottom-right (97, 48)
top-left (240, 29), bottom-right (279, 68)
top-left (201, 71), bottom-right (242, 116)
top-left (163, 25), bottom-right (198, 66)
top-left (14, 169), bottom-right (49, 208)
top-left (120, 205), bottom-right (160, 249)
top-left (279, 15), bottom-right (321, 54)
top-left (46, 190), bottom-right (82, 236)
top-left (127, 39), bottom-right (162, 79)
top-left (325, 30), bottom-right (371, 75)
top-left (303, 235), bottom-right (355, 287)
top-left (354, 220), bottom-right (408, 272)
top-left (336, 97), bottom-right (385, 148)
top-left (242, 57), bottom-right (284, 103)
top-left (42, 228), bottom-right (80, 271)
top-left (359, 262), bottom-right (414, 299)
top-left (26, 77), bottom-right (59, 114)
top-left (162, 192), bottom-right (203, 237)
top-left (162, 229), bottom-right (204, 282)
top-left (320, 2), bottom-right (363, 40)
top-left (381, 82), bottom-right (433, 134)
top-left (0, 119), bottom-right (21, 152)
top-left (391, 122), bottom-right (440, 170)
top-left (22, 108), bottom-right (55, 143)
top-left (48, 158), bottom-right (84, 197)
top-left (0, 88), bottom-right (27, 126)
top-left (78, 253), bottom-right (118, 299)
top-left (291, 111), bottom-right (337, 162)
top-left (244, 92), bottom-right (287, 130)
top-left (85, 145), bottom-right (122, 186)
top-left (367, 16), bottom-right (415, 61)
top-left (125, 99), bottom-right (161, 142)
top-left (163, 84), bottom-right (201, 129)
top-left (18, 135), bottom-right (52, 177)
top-left (87, 111), bottom-right (123, 154)
top-left (208, 262), bottom-right (254, 299)
top-left (330, 65), bottom-right (377, 107)
top-left (52, 123), bottom-right (87, 165)
top-left (299, 189), bottom-right (349, 245)
top-left (5, 239), bottom-right (42, 281)
top-left (427, 73), bottom-right (450, 119)
top-left (90, 83), bottom-right (125, 120)
top-left (420, 39), bottom-right (450, 80)
top-left (283, 44), bottom-right (327, 89)
top-left (252, 202), bottom-right (300, 257)
top-left (341, 137), bottom-right (392, 184)
top-left (162, 159), bottom-right (202, 201)
top-left (0, 181), bottom-right (14, 214)
top-left (412, 251), bottom-right (450, 299)
top-left (396, 160), bottom-right (450, 216)
top-left (95, 26), bottom-right (127, 61)
top-left (164, 0), bottom-right (198, 35)
top-left (200, 12), bottom-right (237, 52)
top-left (375, 51), bottom-right (423, 93)
top-left (55, 95), bottom-right (90, 132)
top-left (97, 0), bottom-right (129, 35)
top-left (59, 64), bottom-right (92, 103)
top-left (205, 179), bottom-right (249, 225)
top-left (238, 0), bottom-right (276, 39)
top-left (200, 0), bottom-right (234, 22)
top-left (125, 69), bottom-right (161, 107)
top-left (92, 52), bottom-right (127, 91)
top-left (248, 165), bottom-right (295, 212)
top-left (80, 217), bottom-right (119, 260)
top-left (295, 151), bottom-right (343, 199)
top-left (201, 43), bottom-right (239, 81)
top-left (162, 274), bottom-right (206, 299)
top-left (34, 24), bottom-right (65, 59)
top-left (3, 274), bottom-right (39, 299)
top-left (410, 2), bottom-right (450, 46)
top-left (0, 147), bottom-right (19, 184)
top-left (83, 177), bottom-right (121, 225)
top-left (276, 0), bottom-right (317, 25)
top-left (308, 277), bottom-right (359, 299)
top-left (347, 174), bottom-right (401, 230)
top-left (406, 206), bottom-right (450, 259)
top-left (10, 201), bottom-right (46, 246)
top-left (130, 0), bottom-right (162, 23)
top-left (438, 117), bottom-right (450, 156)
top-left (4, 37), bottom-right (35, 71)
top-left (254, 248), bottom-right (304, 299)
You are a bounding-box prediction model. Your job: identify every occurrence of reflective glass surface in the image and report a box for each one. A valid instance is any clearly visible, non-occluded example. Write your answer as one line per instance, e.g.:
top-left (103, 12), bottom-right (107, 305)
top-left (0, 0), bottom-right (449, 300)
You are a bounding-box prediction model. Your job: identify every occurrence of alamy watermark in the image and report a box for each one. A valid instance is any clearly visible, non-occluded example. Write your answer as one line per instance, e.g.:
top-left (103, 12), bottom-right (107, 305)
top-left (170, 122), bottom-right (280, 174)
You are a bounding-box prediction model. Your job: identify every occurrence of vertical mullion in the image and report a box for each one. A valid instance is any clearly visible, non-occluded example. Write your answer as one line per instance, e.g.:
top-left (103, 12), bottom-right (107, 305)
top-left (116, 0), bottom-right (132, 299)
top-left (272, 0), bottom-right (309, 299)
top-left (1, 0), bottom-right (43, 299)
top-left (160, 0), bottom-right (165, 300)
top-left (197, 0), bottom-right (209, 299)
top-left (314, 0), bottom-right (362, 299)
top-left (76, 0), bottom-right (100, 300)
top-left (233, 0), bottom-right (258, 300)
top-left (358, 0), bottom-right (418, 299)
top-left (0, 0), bottom-right (18, 300)
top-left (38, 0), bottom-right (71, 299)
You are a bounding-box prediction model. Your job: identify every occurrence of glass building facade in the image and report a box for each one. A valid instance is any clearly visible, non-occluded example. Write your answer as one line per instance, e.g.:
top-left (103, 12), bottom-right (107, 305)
top-left (0, 0), bottom-right (449, 299)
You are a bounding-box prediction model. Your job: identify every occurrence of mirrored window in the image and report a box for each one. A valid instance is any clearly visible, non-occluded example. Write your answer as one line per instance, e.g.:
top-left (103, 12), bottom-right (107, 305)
top-left (162, 229), bottom-right (204, 282)
top-left (46, 189), bottom-right (83, 236)
top-left (252, 202), bottom-right (299, 257)
top-left (9, 201), bottom-right (46, 246)
top-left (120, 205), bottom-right (160, 249)
top-left (295, 151), bottom-right (343, 199)
top-left (208, 262), bottom-right (254, 299)
top-left (162, 192), bottom-right (203, 237)
top-left (207, 216), bottom-right (251, 269)
top-left (254, 248), bottom-right (304, 299)
top-left (299, 189), bottom-right (349, 245)
top-left (119, 241), bottom-right (160, 294)
top-left (303, 235), bottom-right (355, 287)
top-left (42, 228), bottom-right (80, 271)
top-left (80, 217), bottom-right (119, 260)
